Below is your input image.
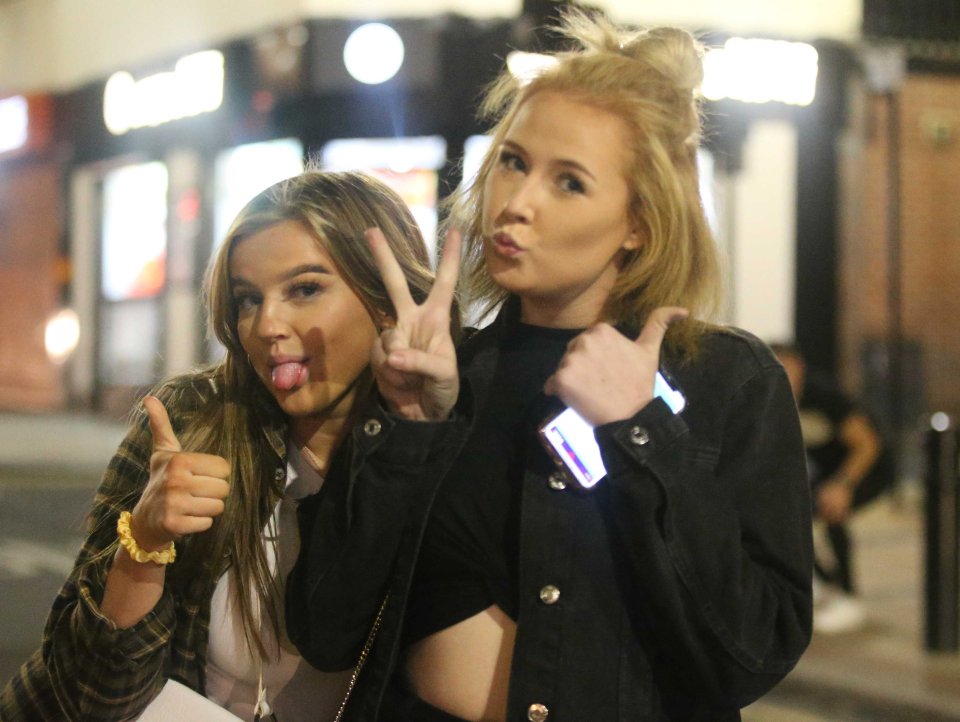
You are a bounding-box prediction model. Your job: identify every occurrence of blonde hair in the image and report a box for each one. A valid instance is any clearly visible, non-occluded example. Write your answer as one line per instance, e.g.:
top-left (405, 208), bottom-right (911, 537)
top-left (150, 169), bottom-right (445, 658)
top-left (447, 9), bottom-right (721, 353)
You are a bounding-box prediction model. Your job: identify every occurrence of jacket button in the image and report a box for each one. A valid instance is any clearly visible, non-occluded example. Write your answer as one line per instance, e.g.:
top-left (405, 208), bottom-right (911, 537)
top-left (538, 585), bottom-right (560, 605)
top-left (629, 425), bottom-right (650, 446)
top-left (547, 472), bottom-right (567, 490)
top-left (274, 467), bottom-right (285, 481)
top-left (363, 419), bottom-right (382, 437)
top-left (527, 703), bottom-right (549, 721)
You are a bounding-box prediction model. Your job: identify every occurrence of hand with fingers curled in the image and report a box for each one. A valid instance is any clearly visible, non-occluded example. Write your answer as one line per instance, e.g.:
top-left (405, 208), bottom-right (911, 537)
top-left (127, 395), bottom-right (231, 554)
top-left (817, 480), bottom-right (854, 524)
top-left (367, 227), bottom-right (462, 421)
top-left (544, 306), bottom-right (689, 426)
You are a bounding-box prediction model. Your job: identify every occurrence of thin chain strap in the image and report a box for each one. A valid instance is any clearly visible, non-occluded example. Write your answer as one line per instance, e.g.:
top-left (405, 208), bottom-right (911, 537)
top-left (333, 594), bottom-right (389, 722)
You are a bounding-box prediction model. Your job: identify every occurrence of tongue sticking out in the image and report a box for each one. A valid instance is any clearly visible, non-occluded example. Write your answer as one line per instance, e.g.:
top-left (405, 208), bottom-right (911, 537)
top-left (271, 362), bottom-right (308, 391)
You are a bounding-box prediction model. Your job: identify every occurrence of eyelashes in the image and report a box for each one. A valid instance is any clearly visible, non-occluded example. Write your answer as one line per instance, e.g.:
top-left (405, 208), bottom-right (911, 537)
top-left (495, 148), bottom-right (587, 195)
top-left (497, 149), bottom-right (525, 171)
top-left (231, 280), bottom-right (326, 312)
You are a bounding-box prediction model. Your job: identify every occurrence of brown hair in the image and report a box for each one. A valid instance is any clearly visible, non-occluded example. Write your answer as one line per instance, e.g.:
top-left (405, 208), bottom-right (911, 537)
top-left (446, 9), bottom-right (722, 353)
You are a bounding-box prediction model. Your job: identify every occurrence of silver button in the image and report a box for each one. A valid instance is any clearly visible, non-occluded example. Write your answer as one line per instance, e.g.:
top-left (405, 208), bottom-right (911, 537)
top-left (629, 425), bottom-right (650, 446)
top-left (527, 703), bottom-right (549, 722)
top-left (538, 585), bottom-right (560, 605)
top-left (363, 419), bottom-right (382, 436)
top-left (547, 472), bottom-right (567, 490)
top-left (274, 467), bottom-right (285, 481)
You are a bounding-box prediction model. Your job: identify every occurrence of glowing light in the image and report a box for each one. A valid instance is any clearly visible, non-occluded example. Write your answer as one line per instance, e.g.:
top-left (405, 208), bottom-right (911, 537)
top-left (45, 309), bottom-right (80, 364)
top-left (462, 134), bottom-right (493, 188)
top-left (931, 412), bottom-right (952, 432)
top-left (506, 51), bottom-right (558, 85)
top-left (343, 23), bottom-right (404, 85)
top-left (0, 96), bottom-right (28, 153)
top-left (321, 136), bottom-right (446, 174)
top-left (104, 50), bottom-right (224, 135)
top-left (703, 38), bottom-right (819, 107)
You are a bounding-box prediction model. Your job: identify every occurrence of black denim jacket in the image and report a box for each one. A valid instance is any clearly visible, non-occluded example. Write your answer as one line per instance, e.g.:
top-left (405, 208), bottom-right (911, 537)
top-left (287, 301), bottom-right (813, 722)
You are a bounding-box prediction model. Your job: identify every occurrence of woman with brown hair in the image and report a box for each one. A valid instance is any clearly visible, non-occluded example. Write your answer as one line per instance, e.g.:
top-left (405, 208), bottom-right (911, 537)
top-left (1, 169), bottom-right (460, 721)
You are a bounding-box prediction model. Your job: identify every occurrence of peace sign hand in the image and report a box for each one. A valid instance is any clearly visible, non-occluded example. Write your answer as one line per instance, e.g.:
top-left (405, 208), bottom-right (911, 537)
top-left (368, 228), bottom-right (461, 421)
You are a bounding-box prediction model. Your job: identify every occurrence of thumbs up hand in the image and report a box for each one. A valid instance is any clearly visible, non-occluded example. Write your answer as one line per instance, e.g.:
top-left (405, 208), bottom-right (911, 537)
top-left (128, 396), bottom-right (231, 552)
top-left (543, 307), bottom-right (689, 427)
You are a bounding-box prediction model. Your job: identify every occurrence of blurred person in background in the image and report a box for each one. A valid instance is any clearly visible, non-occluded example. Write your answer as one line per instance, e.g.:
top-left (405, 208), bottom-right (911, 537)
top-left (1, 169), bottom-right (459, 721)
top-left (772, 343), bottom-right (895, 634)
top-left (289, 10), bottom-right (813, 721)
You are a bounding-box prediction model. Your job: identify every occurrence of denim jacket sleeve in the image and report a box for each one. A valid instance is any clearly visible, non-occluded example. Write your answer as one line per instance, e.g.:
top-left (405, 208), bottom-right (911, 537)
top-left (286, 395), bottom-right (470, 672)
top-left (593, 330), bottom-right (813, 708)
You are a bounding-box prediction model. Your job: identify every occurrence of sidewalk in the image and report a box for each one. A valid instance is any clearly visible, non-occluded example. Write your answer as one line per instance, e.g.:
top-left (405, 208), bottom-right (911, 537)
top-left (746, 493), bottom-right (960, 721)
top-left (0, 409), bottom-right (127, 481)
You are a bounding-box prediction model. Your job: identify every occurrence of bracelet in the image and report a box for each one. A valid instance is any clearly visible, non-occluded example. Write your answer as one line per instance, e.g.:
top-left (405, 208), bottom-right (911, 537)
top-left (116, 511), bottom-right (176, 565)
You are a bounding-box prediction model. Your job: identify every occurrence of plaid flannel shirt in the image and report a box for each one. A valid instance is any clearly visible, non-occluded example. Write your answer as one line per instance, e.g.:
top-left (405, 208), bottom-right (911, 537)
top-left (1, 373), bottom-right (288, 722)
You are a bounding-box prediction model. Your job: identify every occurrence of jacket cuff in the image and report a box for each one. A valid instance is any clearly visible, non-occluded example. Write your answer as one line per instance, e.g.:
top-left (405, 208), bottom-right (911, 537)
top-left (354, 385), bottom-right (473, 468)
top-left (76, 580), bottom-right (176, 665)
top-left (594, 397), bottom-right (688, 475)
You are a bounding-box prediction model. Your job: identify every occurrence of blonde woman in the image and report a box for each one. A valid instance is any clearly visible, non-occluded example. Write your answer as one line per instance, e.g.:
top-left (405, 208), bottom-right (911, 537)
top-left (290, 10), bottom-right (813, 722)
top-left (1, 170), bottom-right (460, 722)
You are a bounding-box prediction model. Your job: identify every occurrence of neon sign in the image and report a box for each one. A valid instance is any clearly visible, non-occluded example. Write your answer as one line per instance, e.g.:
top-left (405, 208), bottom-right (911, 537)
top-left (104, 50), bottom-right (224, 135)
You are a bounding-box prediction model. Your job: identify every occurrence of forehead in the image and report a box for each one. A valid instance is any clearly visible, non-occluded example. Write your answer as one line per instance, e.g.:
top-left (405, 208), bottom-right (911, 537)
top-left (229, 220), bottom-right (334, 278)
top-left (505, 91), bottom-right (630, 169)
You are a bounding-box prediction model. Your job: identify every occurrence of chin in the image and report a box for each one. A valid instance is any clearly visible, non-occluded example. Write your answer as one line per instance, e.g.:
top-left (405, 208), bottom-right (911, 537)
top-left (271, 384), bottom-right (310, 409)
top-left (285, 383), bottom-right (352, 418)
top-left (488, 267), bottom-right (527, 296)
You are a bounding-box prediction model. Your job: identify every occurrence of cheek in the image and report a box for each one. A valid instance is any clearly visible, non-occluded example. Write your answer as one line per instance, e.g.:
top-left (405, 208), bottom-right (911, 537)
top-left (332, 304), bottom-right (378, 354)
top-left (481, 176), bottom-right (505, 224)
top-left (358, 320), bottom-right (379, 354)
top-left (480, 193), bottom-right (495, 231)
top-left (235, 318), bottom-right (254, 354)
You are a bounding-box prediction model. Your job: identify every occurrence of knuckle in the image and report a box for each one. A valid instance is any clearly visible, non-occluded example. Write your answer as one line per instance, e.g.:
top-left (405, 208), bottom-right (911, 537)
top-left (161, 512), bottom-right (180, 535)
top-left (166, 453), bottom-right (189, 472)
top-left (149, 450), bottom-right (171, 468)
top-left (162, 470), bottom-right (188, 491)
top-left (167, 519), bottom-right (189, 537)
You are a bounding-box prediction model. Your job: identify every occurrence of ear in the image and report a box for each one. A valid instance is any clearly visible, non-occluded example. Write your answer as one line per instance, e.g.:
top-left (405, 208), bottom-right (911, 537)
top-left (621, 229), bottom-right (643, 251)
top-left (373, 309), bottom-right (395, 332)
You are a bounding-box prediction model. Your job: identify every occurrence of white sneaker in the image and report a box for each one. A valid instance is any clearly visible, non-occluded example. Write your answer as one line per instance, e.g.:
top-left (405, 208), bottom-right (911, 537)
top-left (814, 592), bottom-right (866, 634)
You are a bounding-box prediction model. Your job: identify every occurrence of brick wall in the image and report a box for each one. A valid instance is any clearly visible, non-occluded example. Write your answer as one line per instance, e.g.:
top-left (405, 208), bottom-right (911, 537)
top-left (839, 73), bottom-right (960, 420)
top-left (0, 160), bottom-right (66, 410)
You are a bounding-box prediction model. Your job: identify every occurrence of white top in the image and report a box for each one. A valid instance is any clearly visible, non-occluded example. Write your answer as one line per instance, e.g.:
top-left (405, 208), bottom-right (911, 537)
top-left (204, 441), bottom-right (352, 722)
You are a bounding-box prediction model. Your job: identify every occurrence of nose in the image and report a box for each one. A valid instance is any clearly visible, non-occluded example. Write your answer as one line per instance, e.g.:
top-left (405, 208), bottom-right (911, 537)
top-left (253, 299), bottom-right (290, 342)
top-left (498, 175), bottom-right (536, 224)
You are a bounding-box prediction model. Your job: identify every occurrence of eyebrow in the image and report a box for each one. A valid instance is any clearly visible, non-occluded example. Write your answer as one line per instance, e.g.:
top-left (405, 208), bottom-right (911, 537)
top-left (230, 263), bottom-right (331, 289)
top-left (501, 140), bottom-right (598, 183)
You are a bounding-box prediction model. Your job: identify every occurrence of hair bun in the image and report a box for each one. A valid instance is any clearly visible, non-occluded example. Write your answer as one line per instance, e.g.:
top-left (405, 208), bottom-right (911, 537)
top-left (553, 10), bottom-right (704, 143)
top-left (629, 27), bottom-right (704, 96)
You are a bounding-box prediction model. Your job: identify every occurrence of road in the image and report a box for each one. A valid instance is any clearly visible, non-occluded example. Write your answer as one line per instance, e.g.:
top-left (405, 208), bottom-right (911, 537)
top-left (0, 465), bottom-right (100, 682)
